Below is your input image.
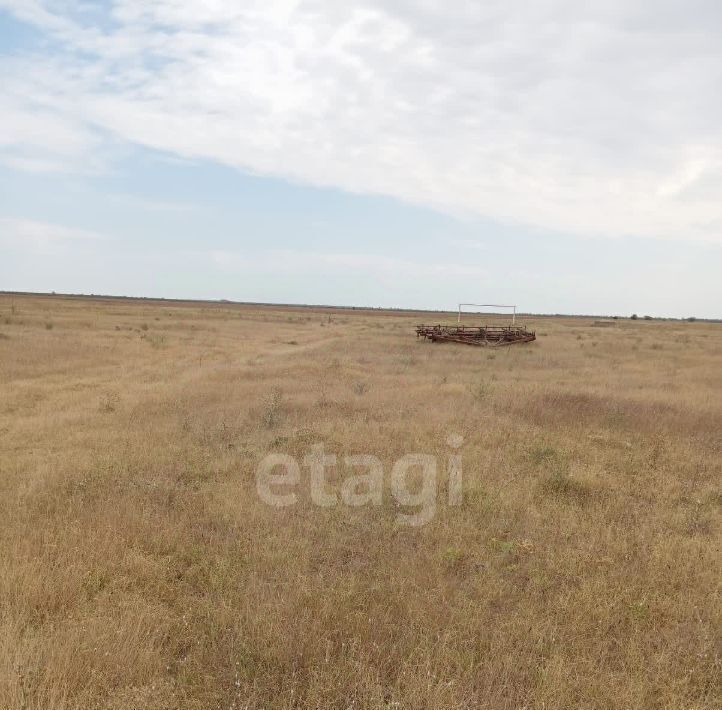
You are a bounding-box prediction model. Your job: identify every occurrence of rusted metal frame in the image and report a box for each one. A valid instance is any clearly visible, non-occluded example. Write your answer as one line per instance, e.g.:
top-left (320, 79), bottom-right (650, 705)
top-left (416, 323), bottom-right (536, 347)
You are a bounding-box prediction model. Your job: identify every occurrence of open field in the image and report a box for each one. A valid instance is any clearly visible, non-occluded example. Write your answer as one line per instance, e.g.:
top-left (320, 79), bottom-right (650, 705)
top-left (0, 294), bottom-right (720, 709)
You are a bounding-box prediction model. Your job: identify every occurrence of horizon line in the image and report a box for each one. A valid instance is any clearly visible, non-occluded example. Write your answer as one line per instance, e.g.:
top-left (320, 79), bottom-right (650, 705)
top-left (1, 291), bottom-right (719, 323)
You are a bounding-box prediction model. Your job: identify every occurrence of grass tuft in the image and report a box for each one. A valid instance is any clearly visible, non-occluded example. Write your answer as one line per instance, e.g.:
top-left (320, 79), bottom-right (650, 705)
top-left (261, 387), bottom-right (284, 428)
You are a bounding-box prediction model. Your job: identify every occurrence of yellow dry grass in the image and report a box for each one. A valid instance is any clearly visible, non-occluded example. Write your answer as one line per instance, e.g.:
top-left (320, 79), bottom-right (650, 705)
top-left (0, 294), bottom-right (720, 709)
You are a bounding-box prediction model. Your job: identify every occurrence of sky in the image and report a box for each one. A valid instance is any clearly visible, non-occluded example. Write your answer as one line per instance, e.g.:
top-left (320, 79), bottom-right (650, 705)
top-left (0, 1), bottom-right (721, 318)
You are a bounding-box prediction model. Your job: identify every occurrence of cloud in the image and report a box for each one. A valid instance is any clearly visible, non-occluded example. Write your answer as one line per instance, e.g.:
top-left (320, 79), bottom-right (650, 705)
top-left (1, 0), bottom-right (721, 241)
top-left (208, 248), bottom-right (488, 279)
top-left (106, 193), bottom-right (197, 213)
top-left (0, 77), bottom-right (109, 174)
top-left (0, 217), bottom-right (109, 254)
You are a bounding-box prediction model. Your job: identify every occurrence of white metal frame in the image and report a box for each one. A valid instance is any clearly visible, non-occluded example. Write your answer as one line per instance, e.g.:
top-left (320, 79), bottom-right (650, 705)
top-left (458, 303), bottom-right (517, 325)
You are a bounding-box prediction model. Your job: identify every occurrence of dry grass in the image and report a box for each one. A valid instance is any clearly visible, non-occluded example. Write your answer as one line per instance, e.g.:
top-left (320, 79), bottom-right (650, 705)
top-left (0, 295), bottom-right (720, 709)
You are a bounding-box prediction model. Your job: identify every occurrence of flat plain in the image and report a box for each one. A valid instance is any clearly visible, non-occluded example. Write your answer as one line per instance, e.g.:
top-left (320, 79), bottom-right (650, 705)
top-left (0, 294), bottom-right (720, 709)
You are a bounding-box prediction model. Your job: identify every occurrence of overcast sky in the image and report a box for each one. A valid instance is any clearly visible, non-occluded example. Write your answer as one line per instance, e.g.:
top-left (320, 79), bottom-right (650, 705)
top-left (1, 1), bottom-right (720, 317)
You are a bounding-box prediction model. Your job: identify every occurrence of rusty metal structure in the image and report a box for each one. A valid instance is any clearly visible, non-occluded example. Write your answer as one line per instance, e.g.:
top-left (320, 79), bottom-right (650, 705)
top-left (416, 323), bottom-right (536, 347)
